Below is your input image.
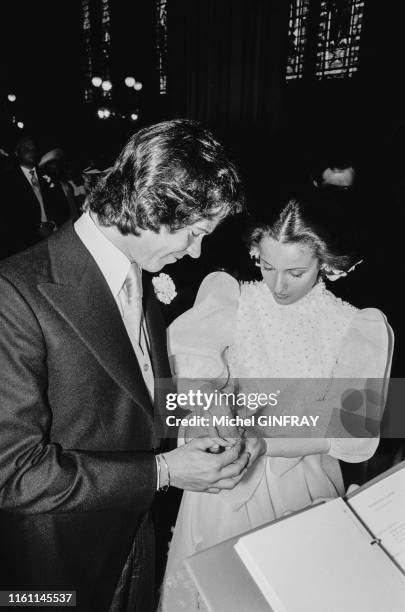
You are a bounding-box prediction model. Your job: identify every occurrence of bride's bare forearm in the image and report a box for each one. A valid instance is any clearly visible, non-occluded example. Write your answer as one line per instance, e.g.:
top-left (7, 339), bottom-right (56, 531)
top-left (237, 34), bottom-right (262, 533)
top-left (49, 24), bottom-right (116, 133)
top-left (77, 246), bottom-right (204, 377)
top-left (264, 437), bottom-right (331, 457)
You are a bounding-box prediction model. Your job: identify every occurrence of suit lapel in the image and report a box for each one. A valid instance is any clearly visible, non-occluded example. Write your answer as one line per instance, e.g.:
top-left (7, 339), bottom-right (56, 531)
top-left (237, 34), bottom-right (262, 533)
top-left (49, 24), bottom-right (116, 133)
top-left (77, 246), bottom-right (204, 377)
top-left (36, 168), bottom-right (47, 194)
top-left (17, 166), bottom-right (41, 210)
top-left (143, 275), bottom-right (172, 381)
top-left (143, 276), bottom-right (174, 438)
top-left (39, 224), bottom-right (154, 415)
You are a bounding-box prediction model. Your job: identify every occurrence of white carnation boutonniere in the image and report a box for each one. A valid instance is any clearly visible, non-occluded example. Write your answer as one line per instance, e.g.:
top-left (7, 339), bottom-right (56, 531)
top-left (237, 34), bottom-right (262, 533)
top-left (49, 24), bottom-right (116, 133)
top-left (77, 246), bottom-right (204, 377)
top-left (42, 174), bottom-right (55, 189)
top-left (152, 273), bottom-right (177, 304)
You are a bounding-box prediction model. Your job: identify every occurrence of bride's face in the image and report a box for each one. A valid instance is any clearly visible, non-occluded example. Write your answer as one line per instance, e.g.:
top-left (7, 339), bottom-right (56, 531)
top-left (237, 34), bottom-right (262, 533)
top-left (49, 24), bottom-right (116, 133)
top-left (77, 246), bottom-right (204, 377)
top-left (258, 237), bottom-right (320, 305)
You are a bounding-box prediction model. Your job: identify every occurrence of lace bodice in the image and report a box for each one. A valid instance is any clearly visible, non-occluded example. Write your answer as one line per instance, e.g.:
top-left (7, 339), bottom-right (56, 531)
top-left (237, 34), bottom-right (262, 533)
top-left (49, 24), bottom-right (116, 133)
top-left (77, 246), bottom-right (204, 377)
top-left (229, 280), bottom-right (357, 379)
top-left (168, 272), bottom-right (390, 385)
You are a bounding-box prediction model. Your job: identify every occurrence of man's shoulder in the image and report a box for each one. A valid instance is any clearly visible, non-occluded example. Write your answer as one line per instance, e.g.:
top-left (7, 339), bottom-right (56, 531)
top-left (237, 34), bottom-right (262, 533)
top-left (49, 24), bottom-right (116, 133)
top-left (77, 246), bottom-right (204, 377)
top-left (1, 166), bottom-right (34, 204)
top-left (1, 163), bottom-right (23, 183)
top-left (0, 222), bottom-right (89, 288)
top-left (0, 240), bottom-right (51, 287)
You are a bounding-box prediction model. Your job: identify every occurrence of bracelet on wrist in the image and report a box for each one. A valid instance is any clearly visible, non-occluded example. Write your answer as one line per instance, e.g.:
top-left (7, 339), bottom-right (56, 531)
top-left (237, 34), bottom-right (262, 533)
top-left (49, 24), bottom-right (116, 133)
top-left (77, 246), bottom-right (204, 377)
top-left (155, 454), bottom-right (161, 490)
top-left (157, 453), bottom-right (171, 492)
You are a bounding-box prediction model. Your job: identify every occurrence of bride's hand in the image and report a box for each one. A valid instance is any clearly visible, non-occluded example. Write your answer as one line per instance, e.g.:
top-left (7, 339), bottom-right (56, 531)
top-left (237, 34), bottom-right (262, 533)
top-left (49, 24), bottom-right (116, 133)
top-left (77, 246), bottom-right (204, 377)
top-left (243, 435), bottom-right (267, 468)
top-left (183, 411), bottom-right (242, 447)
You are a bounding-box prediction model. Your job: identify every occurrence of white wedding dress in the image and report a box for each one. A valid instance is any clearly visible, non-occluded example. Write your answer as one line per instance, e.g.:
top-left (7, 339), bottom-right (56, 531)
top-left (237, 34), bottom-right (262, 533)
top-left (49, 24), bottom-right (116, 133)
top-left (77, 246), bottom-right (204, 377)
top-left (159, 272), bottom-right (393, 611)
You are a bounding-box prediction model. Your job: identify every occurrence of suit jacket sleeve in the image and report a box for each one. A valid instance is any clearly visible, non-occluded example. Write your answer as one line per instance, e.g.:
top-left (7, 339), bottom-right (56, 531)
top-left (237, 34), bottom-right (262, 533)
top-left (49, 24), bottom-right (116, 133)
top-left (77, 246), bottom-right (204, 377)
top-left (0, 274), bottom-right (156, 514)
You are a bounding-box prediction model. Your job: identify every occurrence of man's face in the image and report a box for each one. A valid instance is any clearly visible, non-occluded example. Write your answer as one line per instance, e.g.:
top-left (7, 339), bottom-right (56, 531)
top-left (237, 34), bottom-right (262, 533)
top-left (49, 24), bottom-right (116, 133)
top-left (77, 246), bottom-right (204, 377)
top-left (321, 166), bottom-right (355, 189)
top-left (16, 139), bottom-right (38, 168)
top-left (118, 217), bottom-right (221, 272)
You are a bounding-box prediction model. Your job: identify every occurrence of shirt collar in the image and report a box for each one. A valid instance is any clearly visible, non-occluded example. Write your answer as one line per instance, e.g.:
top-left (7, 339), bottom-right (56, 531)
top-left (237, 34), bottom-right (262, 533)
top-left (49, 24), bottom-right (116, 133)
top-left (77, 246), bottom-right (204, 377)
top-left (74, 211), bottom-right (131, 298)
top-left (20, 165), bottom-right (36, 178)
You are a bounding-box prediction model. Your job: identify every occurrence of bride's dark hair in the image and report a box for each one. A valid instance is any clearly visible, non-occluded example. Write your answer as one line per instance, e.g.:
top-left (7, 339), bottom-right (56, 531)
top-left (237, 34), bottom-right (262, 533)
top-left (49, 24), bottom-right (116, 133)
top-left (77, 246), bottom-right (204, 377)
top-left (246, 188), bottom-right (363, 280)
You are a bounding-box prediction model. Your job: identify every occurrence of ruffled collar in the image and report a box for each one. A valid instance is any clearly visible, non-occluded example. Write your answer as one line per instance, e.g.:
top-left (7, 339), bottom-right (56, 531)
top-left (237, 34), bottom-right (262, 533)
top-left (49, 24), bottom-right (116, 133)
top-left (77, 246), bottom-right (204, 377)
top-left (230, 279), bottom-right (357, 379)
top-left (255, 278), bottom-right (328, 312)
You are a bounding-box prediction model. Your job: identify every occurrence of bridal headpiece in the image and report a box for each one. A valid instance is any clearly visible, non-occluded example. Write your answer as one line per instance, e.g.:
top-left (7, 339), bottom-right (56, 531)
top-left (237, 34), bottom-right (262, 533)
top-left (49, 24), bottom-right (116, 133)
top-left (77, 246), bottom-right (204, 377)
top-left (249, 246), bottom-right (261, 267)
top-left (321, 259), bottom-right (363, 281)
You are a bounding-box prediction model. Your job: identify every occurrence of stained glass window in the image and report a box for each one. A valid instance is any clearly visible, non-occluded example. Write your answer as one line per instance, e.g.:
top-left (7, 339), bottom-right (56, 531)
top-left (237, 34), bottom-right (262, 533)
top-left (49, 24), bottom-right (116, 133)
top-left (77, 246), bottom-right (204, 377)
top-left (286, 0), bottom-right (365, 81)
top-left (100, 0), bottom-right (112, 100)
top-left (81, 0), bottom-right (112, 103)
top-left (286, 0), bottom-right (311, 81)
top-left (156, 0), bottom-right (167, 95)
top-left (82, 0), bottom-right (93, 102)
top-left (316, 0), bottom-right (365, 79)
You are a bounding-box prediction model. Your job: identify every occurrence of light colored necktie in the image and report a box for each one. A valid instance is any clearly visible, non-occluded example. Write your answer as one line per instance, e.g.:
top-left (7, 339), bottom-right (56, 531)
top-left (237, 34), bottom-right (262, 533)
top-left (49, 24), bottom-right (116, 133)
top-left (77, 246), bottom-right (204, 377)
top-left (121, 264), bottom-right (154, 400)
top-left (29, 168), bottom-right (39, 189)
top-left (123, 263), bottom-right (143, 348)
top-left (28, 168), bottom-right (47, 222)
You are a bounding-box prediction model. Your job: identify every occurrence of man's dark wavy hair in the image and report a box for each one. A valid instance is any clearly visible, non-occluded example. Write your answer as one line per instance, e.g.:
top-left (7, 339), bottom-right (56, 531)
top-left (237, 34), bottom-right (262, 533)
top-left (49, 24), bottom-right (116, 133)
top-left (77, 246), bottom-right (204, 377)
top-left (84, 119), bottom-right (244, 234)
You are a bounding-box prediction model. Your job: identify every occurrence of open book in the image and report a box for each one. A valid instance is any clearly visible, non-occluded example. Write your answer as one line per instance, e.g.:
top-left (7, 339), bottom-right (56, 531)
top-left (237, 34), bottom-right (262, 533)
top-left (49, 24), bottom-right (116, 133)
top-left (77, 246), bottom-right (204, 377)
top-left (186, 461), bottom-right (405, 612)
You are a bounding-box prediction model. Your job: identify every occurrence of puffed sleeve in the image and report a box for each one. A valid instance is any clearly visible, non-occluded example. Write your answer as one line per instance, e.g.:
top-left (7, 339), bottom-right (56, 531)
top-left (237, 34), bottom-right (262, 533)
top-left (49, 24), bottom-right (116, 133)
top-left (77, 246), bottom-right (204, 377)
top-left (167, 271), bottom-right (240, 381)
top-left (327, 308), bottom-right (394, 462)
top-left (167, 272), bottom-right (241, 444)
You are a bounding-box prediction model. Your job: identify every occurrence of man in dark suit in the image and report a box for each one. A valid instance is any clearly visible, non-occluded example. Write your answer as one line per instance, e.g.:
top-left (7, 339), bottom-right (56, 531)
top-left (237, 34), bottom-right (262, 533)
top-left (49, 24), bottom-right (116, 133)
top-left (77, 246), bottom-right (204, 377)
top-left (0, 136), bottom-right (71, 259)
top-left (0, 120), bottom-right (251, 611)
top-left (39, 148), bottom-right (79, 222)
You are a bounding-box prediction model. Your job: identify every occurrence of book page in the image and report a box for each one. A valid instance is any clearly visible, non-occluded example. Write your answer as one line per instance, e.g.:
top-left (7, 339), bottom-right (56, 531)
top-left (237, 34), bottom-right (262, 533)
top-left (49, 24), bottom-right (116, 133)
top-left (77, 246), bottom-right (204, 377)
top-left (348, 467), bottom-right (405, 571)
top-left (186, 533), bottom-right (271, 612)
top-left (234, 498), bottom-right (405, 612)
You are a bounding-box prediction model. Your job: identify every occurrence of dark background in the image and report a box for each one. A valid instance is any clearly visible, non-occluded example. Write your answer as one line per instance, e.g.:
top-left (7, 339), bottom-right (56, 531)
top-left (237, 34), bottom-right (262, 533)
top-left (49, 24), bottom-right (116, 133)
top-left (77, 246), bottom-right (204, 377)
top-left (1, 1), bottom-right (405, 178)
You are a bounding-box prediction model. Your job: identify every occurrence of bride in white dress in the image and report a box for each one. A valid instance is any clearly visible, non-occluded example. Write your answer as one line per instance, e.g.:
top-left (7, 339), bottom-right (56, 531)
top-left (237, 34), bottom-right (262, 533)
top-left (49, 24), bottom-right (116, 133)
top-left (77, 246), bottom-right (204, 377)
top-left (159, 197), bottom-right (394, 611)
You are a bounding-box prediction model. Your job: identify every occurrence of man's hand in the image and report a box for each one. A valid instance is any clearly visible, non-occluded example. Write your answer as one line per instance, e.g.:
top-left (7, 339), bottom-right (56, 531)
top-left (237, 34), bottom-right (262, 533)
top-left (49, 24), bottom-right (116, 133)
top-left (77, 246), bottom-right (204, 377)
top-left (164, 437), bottom-right (249, 493)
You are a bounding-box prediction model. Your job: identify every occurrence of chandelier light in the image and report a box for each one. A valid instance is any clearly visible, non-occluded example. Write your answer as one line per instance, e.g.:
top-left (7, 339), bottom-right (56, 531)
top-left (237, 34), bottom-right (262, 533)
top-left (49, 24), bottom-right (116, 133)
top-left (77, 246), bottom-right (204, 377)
top-left (91, 76), bottom-right (102, 87)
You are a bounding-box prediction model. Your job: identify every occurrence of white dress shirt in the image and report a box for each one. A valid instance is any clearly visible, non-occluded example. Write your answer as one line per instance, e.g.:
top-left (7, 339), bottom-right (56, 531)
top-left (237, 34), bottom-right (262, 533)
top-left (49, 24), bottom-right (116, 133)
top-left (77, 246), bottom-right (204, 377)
top-left (74, 211), bottom-right (154, 399)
